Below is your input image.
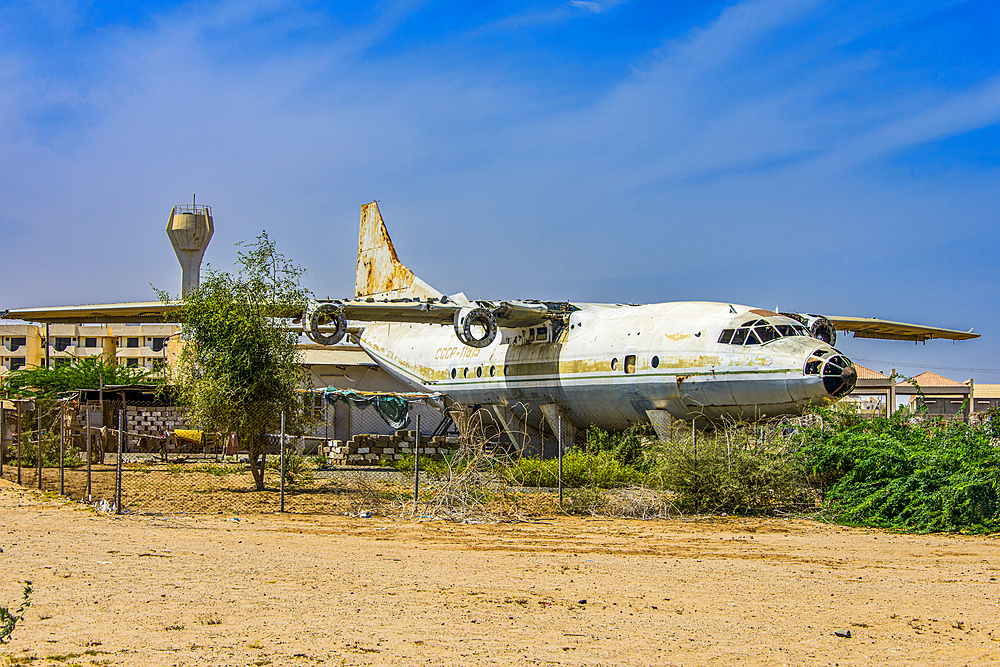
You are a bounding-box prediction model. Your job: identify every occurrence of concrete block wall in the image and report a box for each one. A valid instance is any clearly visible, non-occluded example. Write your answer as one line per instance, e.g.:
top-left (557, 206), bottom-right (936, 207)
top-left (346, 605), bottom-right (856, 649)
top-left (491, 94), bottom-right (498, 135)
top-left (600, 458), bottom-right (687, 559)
top-left (124, 405), bottom-right (196, 453)
top-left (319, 429), bottom-right (459, 466)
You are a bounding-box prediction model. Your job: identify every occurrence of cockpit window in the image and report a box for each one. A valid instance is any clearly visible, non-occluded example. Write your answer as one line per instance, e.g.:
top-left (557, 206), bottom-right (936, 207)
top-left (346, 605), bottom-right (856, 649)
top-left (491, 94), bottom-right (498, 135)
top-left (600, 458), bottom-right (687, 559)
top-left (718, 318), bottom-right (811, 345)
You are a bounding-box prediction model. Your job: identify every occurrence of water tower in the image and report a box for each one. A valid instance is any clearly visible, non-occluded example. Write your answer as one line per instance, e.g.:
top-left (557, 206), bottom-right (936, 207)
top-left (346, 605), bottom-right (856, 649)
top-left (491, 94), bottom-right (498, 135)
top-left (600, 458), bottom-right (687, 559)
top-left (166, 196), bottom-right (214, 296)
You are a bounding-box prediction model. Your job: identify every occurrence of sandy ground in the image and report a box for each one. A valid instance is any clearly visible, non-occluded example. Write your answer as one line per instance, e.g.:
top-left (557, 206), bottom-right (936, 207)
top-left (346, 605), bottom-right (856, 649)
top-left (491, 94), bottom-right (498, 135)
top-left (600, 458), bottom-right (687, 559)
top-left (2, 480), bottom-right (1000, 666)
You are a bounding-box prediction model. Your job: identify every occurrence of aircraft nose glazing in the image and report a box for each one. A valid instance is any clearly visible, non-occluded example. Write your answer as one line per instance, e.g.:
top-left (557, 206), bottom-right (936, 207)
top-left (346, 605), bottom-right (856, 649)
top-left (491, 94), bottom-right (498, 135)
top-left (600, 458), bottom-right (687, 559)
top-left (803, 349), bottom-right (857, 397)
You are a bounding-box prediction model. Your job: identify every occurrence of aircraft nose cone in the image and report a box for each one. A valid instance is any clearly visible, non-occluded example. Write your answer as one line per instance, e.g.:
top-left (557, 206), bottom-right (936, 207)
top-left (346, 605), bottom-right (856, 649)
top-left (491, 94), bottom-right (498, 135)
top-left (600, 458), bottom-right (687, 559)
top-left (822, 356), bottom-right (857, 398)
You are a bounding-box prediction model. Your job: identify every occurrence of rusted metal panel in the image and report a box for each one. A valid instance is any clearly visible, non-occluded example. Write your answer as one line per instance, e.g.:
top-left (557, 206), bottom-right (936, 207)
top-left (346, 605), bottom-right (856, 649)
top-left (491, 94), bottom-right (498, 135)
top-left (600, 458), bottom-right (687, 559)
top-left (355, 202), bottom-right (442, 300)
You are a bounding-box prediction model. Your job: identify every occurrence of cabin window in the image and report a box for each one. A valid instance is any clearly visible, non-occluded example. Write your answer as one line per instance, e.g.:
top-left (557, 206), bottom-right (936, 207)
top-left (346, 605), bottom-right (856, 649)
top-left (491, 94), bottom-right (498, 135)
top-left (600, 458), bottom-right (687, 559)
top-left (528, 328), bottom-right (536, 342)
top-left (611, 358), bottom-right (618, 371)
top-left (651, 356), bottom-right (659, 368)
top-left (476, 366), bottom-right (483, 378)
top-left (756, 324), bottom-right (780, 343)
top-left (624, 355), bottom-right (636, 374)
top-left (720, 319), bottom-right (811, 345)
top-left (463, 367), bottom-right (469, 378)
top-left (451, 368), bottom-right (457, 379)
top-left (536, 326), bottom-right (548, 342)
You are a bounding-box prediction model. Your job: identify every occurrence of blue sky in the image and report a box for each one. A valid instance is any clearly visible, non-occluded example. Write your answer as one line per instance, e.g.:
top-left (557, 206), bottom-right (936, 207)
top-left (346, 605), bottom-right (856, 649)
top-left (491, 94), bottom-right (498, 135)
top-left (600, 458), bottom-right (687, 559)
top-left (1, 0), bottom-right (998, 381)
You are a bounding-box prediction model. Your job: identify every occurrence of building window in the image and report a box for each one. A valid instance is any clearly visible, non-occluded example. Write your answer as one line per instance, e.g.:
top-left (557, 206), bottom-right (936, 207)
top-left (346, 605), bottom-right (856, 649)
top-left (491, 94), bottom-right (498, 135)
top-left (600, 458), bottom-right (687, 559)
top-left (9, 337), bottom-right (26, 351)
top-left (85, 337), bottom-right (98, 348)
top-left (54, 358), bottom-right (71, 368)
top-left (10, 357), bottom-right (26, 371)
top-left (126, 358), bottom-right (139, 367)
top-left (151, 337), bottom-right (166, 352)
top-left (54, 337), bottom-right (72, 352)
top-left (127, 337), bottom-right (140, 348)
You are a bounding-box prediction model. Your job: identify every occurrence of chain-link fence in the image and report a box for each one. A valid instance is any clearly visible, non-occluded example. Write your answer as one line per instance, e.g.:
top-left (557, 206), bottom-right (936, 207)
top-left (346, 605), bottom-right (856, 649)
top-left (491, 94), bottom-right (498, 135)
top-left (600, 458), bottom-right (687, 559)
top-left (0, 396), bottom-right (468, 516)
top-left (5, 396), bottom-right (778, 520)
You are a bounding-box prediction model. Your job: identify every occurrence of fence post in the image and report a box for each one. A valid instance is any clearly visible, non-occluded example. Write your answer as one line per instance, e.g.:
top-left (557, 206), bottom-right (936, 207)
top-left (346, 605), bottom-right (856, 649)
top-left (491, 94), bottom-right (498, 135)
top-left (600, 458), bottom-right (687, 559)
top-left (116, 407), bottom-right (123, 515)
top-left (557, 414), bottom-right (563, 509)
top-left (59, 401), bottom-right (65, 496)
top-left (86, 405), bottom-right (92, 502)
top-left (37, 402), bottom-right (42, 490)
top-left (692, 420), bottom-right (698, 515)
top-left (279, 411), bottom-right (285, 513)
top-left (413, 413), bottom-right (421, 513)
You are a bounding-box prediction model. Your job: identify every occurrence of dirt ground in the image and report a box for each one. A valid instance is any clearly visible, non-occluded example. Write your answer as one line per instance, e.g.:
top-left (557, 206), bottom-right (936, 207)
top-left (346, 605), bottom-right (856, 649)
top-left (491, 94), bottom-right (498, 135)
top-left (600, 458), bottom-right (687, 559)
top-left (2, 479), bottom-right (1000, 666)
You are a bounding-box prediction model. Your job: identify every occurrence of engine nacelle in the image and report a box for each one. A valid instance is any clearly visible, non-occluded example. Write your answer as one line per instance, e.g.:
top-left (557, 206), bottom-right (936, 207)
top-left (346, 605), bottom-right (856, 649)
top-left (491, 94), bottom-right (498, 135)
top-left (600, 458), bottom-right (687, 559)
top-left (781, 312), bottom-right (837, 346)
top-left (453, 307), bottom-right (498, 348)
top-left (304, 302), bottom-right (347, 346)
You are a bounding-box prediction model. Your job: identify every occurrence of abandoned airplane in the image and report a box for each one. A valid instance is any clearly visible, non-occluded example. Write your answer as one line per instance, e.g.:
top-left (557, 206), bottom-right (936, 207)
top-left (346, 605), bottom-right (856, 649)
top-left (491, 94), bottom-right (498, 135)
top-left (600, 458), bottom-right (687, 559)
top-left (4, 202), bottom-right (979, 446)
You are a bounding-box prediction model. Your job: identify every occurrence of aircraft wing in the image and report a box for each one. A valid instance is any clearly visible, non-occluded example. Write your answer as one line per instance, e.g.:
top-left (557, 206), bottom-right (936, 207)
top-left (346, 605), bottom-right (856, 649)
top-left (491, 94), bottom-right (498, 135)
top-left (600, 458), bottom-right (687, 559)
top-left (3, 301), bottom-right (178, 324)
top-left (826, 315), bottom-right (979, 342)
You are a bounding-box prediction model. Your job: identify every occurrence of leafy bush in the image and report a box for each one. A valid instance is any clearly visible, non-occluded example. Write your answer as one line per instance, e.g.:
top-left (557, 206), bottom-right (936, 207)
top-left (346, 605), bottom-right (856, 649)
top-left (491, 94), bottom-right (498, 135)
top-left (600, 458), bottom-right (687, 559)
top-left (2, 356), bottom-right (160, 399)
top-left (8, 430), bottom-right (82, 468)
top-left (266, 452), bottom-right (314, 486)
top-left (582, 425), bottom-right (652, 471)
top-left (644, 424), bottom-right (812, 514)
top-left (0, 581), bottom-right (32, 644)
top-left (393, 454), bottom-right (459, 478)
top-left (799, 407), bottom-right (1000, 533)
top-left (504, 450), bottom-right (643, 488)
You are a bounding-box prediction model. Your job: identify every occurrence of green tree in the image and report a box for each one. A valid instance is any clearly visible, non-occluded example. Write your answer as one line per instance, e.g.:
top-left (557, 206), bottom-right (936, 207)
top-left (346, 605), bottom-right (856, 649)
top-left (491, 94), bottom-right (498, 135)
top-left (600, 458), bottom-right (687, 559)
top-left (162, 231), bottom-right (313, 491)
top-left (1, 356), bottom-right (157, 399)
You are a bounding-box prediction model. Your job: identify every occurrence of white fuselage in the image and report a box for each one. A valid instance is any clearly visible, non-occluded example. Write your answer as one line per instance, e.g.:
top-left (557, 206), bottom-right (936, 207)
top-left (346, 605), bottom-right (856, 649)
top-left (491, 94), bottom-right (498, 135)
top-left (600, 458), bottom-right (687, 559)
top-left (358, 301), bottom-right (849, 429)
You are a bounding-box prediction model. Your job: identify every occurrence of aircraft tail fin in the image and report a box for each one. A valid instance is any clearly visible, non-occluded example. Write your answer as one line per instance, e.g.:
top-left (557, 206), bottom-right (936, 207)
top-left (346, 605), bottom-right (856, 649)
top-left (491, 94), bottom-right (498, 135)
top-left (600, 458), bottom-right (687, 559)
top-left (355, 201), bottom-right (443, 300)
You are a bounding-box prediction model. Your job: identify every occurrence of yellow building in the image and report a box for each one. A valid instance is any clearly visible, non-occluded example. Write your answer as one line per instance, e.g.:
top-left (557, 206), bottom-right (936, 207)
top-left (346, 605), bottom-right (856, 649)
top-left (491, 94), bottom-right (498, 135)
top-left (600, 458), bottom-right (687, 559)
top-left (0, 323), bottom-right (178, 374)
top-left (0, 324), bottom-right (44, 372)
top-left (114, 324), bottom-right (177, 369)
